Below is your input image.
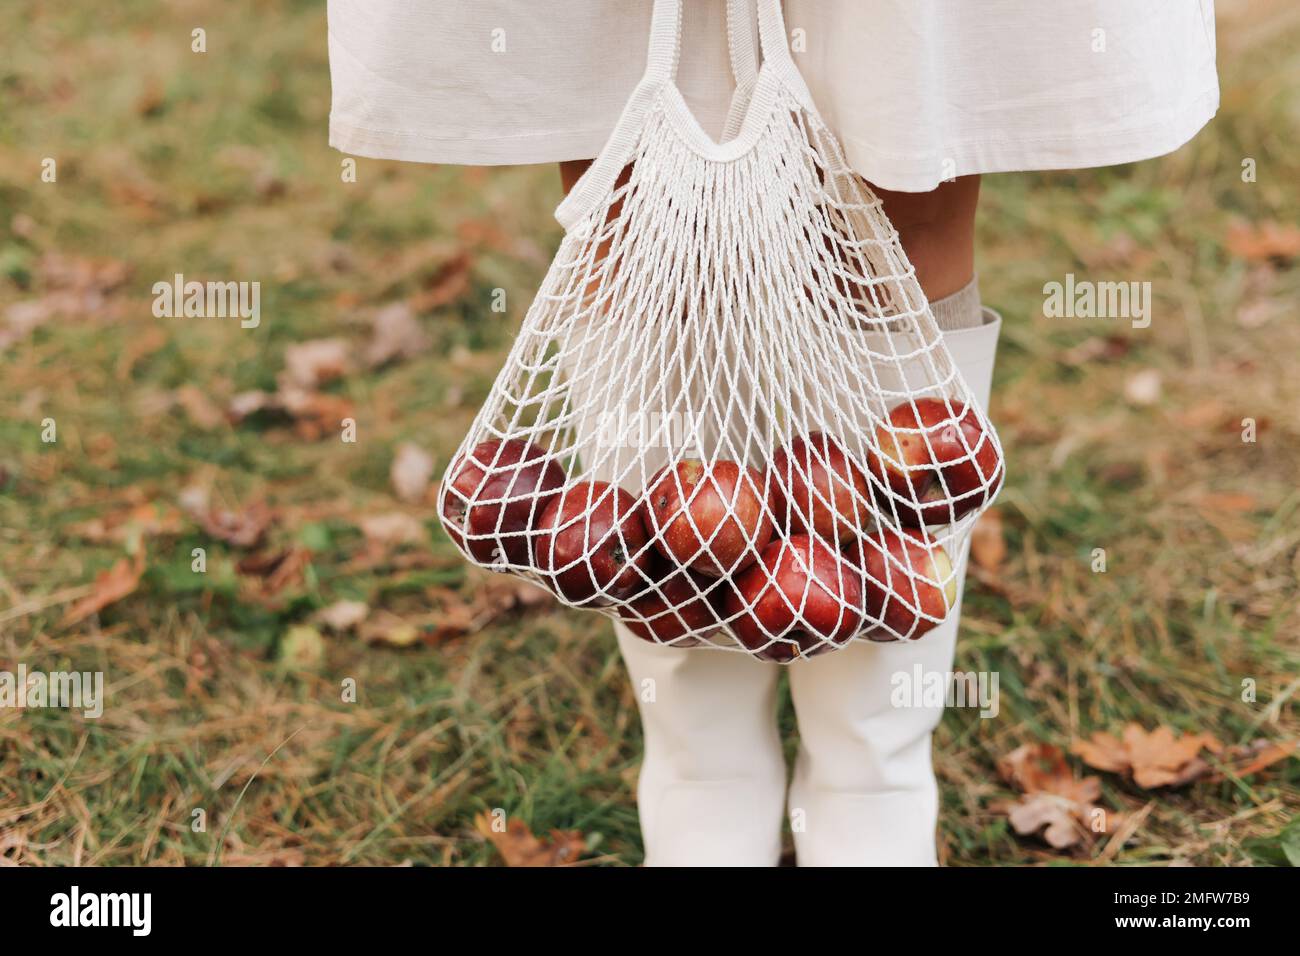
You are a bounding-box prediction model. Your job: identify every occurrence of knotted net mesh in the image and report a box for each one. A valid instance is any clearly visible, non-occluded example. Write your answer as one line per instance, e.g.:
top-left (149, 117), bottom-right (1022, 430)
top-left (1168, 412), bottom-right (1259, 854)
top-left (439, 4), bottom-right (1003, 663)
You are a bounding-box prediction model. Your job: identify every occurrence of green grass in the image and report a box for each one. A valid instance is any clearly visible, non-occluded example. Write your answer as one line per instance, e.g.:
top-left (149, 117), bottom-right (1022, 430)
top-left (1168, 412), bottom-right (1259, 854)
top-left (0, 0), bottom-right (1296, 865)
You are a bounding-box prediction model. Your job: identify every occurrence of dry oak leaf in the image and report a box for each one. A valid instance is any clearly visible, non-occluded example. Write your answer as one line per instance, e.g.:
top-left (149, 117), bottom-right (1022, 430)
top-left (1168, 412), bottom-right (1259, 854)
top-left (358, 512), bottom-right (427, 547)
top-left (1225, 220), bottom-right (1300, 264)
top-left (1071, 723), bottom-right (1223, 789)
top-left (365, 302), bottom-right (431, 369)
top-left (474, 813), bottom-right (585, 867)
top-left (998, 742), bottom-right (1100, 804)
top-left (970, 507), bottom-right (1006, 577)
top-left (192, 500), bottom-right (276, 549)
top-left (1205, 738), bottom-right (1298, 783)
top-left (61, 551), bottom-right (146, 627)
top-left (390, 442), bottom-right (435, 504)
top-left (996, 743), bottom-right (1121, 849)
top-left (173, 384), bottom-right (226, 430)
top-left (281, 338), bottom-right (353, 389)
top-left (315, 600), bottom-right (370, 633)
top-left (68, 501), bottom-right (183, 544)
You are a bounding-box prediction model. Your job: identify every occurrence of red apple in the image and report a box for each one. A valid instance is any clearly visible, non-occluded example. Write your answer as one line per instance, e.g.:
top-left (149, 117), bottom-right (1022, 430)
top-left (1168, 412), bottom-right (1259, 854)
top-left (441, 438), bottom-right (566, 564)
top-left (645, 459), bottom-right (774, 577)
top-left (770, 433), bottom-right (873, 545)
top-left (724, 534), bottom-right (865, 662)
top-left (847, 528), bottom-right (958, 642)
top-left (868, 398), bottom-right (1002, 526)
top-left (618, 570), bottom-right (721, 647)
top-left (532, 480), bottom-right (654, 604)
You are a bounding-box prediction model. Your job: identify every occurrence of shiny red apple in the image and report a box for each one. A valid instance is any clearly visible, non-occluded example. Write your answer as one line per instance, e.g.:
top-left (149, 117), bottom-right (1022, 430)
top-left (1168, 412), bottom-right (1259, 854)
top-left (441, 438), bottom-right (565, 564)
top-left (770, 432), bottom-right (873, 545)
top-left (868, 398), bottom-right (1002, 526)
top-left (618, 570), bottom-right (721, 647)
top-left (724, 534), bottom-right (865, 662)
top-left (847, 528), bottom-right (958, 642)
top-left (646, 459), bottom-right (774, 577)
top-left (532, 480), bottom-right (654, 604)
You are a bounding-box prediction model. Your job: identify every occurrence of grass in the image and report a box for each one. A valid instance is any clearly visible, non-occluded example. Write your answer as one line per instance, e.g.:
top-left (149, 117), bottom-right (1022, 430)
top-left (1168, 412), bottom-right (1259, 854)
top-left (0, 0), bottom-right (1296, 865)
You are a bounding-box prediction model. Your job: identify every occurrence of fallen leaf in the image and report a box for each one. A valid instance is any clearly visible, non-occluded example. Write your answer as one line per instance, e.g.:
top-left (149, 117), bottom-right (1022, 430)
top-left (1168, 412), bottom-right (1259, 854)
top-left (998, 742), bottom-right (1099, 804)
top-left (188, 499), bottom-right (276, 549)
top-left (1174, 399), bottom-right (1229, 430)
top-left (279, 625), bottom-right (325, 669)
top-left (1059, 335), bottom-right (1132, 366)
top-left (1226, 220), bottom-right (1300, 264)
top-left (67, 501), bottom-right (183, 544)
top-left (358, 610), bottom-right (424, 648)
top-left (1124, 369), bottom-right (1163, 407)
top-left (277, 387), bottom-right (354, 441)
top-left (365, 303), bottom-right (431, 369)
top-left (1072, 723), bottom-right (1223, 789)
top-left (359, 512), bottom-right (427, 547)
top-left (316, 600), bottom-right (370, 633)
top-left (1189, 491), bottom-right (1259, 514)
top-left (237, 547), bottom-right (310, 597)
top-left (1006, 793), bottom-right (1089, 849)
top-left (473, 813), bottom-right (585, 867)
top-left (970, 508), bottom-right (1006, 577)
top-left (282, 339), bottom-right (352, 389)
top-left (1, 254), bottom-right (132, 350)
top-left (61, 552), bottom-right (146, 627)
top-left (407, 250), bottom-right (472, 313)
top-left (1206, 739), bottom-right (1298, 782)
top-left (390, 443), bottom-right (435, 503)
top-left (174, 384), bottom-right (226, 430)
top-left (229, 387), bottom-right (354, 442)
top-left (995, 743), bottom-right (1123, 849)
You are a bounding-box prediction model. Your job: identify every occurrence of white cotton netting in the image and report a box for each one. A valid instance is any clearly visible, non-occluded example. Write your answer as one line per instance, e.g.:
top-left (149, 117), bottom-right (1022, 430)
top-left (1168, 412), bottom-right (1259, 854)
top-left (438, 0), bottom-right (1004, 662)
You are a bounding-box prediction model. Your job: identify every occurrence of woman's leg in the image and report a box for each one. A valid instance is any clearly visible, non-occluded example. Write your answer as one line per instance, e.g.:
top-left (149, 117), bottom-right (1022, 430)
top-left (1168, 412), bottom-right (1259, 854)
top-left (787, 175), bottom-right (1000, 865)
top-left (560, 160), bottom-right (787, 866)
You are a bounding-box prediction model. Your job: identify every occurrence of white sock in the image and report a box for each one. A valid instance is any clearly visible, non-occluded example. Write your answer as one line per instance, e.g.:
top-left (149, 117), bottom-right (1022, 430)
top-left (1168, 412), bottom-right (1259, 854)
top-left (930, 274), bottom-right (983, 331)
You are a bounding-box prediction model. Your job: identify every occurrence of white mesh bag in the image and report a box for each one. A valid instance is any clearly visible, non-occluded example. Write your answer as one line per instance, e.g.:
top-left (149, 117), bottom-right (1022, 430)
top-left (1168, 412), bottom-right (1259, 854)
top-left (438, 0), bottom-right (1004, 662)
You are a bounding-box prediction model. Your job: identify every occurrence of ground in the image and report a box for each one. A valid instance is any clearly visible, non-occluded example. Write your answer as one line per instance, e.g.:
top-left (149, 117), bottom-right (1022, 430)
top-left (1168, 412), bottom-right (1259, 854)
top-left (0, 0), bottom-right (1296, 865)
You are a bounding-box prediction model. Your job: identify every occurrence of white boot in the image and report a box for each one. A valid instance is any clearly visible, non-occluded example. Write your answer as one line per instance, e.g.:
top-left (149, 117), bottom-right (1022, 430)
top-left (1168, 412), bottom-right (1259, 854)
top-left (615, 624), bottom-right (787, 866)
top-left (786, 308), bottom-right (1002, 866)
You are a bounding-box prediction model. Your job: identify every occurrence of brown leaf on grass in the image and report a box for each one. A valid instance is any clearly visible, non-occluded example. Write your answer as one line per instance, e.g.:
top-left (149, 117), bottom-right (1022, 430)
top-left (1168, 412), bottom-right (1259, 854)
top-left (229, 388), bottom-right (355, 442)
top-left (1072, 724), bottom-right (1223, 788)
top-left (473, 813), bottom-right (585, 867)
top-left (1124, 369), bottom-right (1163, 406)
top-left (359, 578), bottom-right (552, 649)
top-left (1226, 220), bottom-right (1300, 264)
top-left (1006, 794), bottom-right (1091, 849)
top-left (358, 610), bottom-right (424, 648)
top-left (407, 250), bottom-right (472, 314)
top-left (995, 743), bottom-right (1122, 849)
top-left (67, 501), bottom-right (183, 544)
top-left (1, 254), bottom-right (132, 350)
top-left (359, 512), bottom-right (428, 548)
top-left (1189, 491), bottom-right (1259, 514)
top-left (970, 508), bottom-right (1006, 577)
top-left (190, 500), bottom-right (276, 549)
top-left (1174, 399), bottom-right (1230, 431)
top-left (61, 552), bottom-right (146, 627)
top-left (315, 600), bottom-right (370, 633)
top-left (998, 743), bottom-right (1099, 804)
top-left (365, 303), bottom-right (431, 369)
top-left (278, 625), bottom-right (326, 670)
top-left (1059, 335), bottom-right (1132, 366)
top-left (281, 339), bottom-right (353, 389)
top-left (237, 547), bottom-right (310, 599)
top-left (1206, 739), bottom-right (1298, 781)
top-left (174, 385), bottom-right (226, 430)
top-left (390, 443), bottom-right (435, 504)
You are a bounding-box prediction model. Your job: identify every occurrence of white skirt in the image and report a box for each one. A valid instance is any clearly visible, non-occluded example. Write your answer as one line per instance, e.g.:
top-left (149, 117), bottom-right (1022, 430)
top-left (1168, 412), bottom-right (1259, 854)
top-left (327, 0), bottom-right (1219, 193)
